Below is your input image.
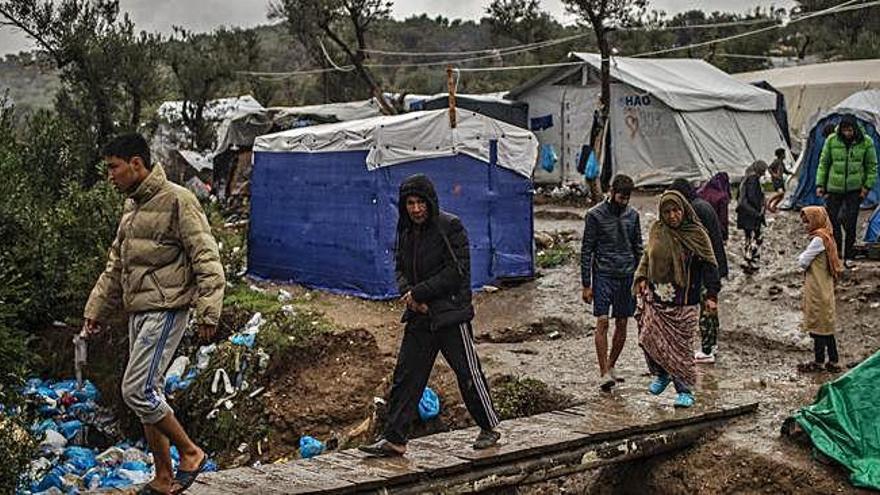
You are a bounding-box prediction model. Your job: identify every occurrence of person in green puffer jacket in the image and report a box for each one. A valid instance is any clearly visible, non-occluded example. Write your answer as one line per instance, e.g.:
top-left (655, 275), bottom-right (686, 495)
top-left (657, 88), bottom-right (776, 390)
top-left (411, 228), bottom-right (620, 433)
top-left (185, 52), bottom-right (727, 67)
top-left (816, 115), bottom-right (878, 260)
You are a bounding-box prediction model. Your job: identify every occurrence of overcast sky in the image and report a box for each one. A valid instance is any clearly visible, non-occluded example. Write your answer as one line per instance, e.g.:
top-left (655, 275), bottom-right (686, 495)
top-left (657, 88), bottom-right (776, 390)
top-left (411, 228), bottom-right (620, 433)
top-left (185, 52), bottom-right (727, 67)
top-left (0, 0), bottom-right (794, 56)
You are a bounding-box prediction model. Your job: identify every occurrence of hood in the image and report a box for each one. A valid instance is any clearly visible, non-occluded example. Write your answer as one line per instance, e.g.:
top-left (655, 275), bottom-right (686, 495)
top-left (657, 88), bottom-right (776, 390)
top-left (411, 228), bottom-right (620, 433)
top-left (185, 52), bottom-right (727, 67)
top-left (669, 179), bottom-right (697, 201)
top-left (837, 115), bottom-right (865, 144)
top-left (398, 173), bottom-right (439, 230)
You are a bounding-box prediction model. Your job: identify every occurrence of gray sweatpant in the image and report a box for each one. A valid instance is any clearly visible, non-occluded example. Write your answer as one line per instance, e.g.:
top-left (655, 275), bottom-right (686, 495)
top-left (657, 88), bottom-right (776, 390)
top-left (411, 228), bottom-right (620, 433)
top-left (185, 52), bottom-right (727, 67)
top-left (122, 309), bottom-right (189, 424)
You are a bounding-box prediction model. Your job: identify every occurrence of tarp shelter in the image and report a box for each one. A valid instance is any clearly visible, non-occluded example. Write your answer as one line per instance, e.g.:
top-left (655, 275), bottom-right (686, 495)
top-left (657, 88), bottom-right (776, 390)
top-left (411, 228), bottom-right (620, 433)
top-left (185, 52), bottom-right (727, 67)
top-left (249, 109), bottom-right (539, 299)
top-left (508, 53), bottom-right (788, 186)
top-left (792, 350), bottom-right (880, 490)
top-left (409, 93), bottom-right (528, 129)
top-left (751, 80), bottom-right (793, 148)
top-left (788, 90), bottom-right (880, 210)
top-left (735, 59), bottom-right (880, 148)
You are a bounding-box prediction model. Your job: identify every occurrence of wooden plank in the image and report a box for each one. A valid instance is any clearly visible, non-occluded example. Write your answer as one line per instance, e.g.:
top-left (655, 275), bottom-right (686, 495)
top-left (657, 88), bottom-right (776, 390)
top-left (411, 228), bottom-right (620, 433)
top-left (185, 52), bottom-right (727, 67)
top-left (193, 467), bottom-right (309, 495)
top-left (452, 420), bottom-right (583, 465)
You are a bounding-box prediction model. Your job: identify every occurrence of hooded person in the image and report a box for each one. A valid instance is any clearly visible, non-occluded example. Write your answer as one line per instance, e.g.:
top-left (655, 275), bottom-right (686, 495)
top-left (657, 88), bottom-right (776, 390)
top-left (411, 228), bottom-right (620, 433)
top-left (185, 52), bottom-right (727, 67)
top-left (634, 190), bottom-right (720, 408)
top-left (737, 160), bottom-right (768, 272)
top-left (697, 172), bottom-right (732, 241)
top-left (816, 115), bottom-right (878, 260)
top-left (360, 173), bottom-right (501, 457)
top-left (669, 179), bottom-right (728, 364)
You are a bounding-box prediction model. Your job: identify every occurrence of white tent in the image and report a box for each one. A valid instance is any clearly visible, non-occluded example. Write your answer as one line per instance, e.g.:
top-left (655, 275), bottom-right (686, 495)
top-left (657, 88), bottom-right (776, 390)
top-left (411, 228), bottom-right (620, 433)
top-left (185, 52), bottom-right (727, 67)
top-left (734, 59), bottom-right (880, 147)
top-left (508, 53), bottom-right (790, 186)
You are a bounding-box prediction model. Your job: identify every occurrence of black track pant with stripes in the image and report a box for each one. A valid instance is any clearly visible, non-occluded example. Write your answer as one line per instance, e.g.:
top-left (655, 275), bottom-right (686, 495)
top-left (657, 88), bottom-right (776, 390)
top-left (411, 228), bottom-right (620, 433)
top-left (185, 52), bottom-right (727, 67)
top-left (383, 320), bottom-right (500, 445)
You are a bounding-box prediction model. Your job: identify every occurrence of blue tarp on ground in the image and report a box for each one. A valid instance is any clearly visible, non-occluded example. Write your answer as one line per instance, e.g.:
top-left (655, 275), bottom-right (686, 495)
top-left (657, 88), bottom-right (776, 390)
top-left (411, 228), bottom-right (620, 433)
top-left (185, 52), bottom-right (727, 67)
top-left (248, 148), bottom-right (534, 299)
top-left (790, 114), bottom-right (880, 210)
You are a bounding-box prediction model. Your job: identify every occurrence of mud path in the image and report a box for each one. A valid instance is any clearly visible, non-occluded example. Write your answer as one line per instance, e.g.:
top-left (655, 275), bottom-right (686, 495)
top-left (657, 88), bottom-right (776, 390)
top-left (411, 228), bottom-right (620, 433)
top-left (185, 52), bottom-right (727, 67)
top-left (259, 197), bottom-right (879, 493)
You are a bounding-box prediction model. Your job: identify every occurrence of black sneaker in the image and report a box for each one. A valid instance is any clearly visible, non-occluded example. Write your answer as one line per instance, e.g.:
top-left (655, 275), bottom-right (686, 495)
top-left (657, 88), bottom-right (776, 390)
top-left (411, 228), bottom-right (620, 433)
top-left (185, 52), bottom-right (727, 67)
top-left (358, 438), bottom-right (406, 457)
top-left (473, 429), bottom-right (501, 450)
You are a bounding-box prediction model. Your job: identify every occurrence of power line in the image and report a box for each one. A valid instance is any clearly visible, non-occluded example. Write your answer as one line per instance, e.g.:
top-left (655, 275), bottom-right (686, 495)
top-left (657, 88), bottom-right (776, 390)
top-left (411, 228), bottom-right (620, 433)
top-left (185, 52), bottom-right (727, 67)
top-left (363, 33), bottom-right (589, 57)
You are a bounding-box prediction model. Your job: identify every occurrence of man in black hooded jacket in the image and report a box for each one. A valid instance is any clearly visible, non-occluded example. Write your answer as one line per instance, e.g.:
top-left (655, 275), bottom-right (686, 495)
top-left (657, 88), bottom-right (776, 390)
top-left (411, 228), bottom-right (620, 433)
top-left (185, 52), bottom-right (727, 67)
top-left (360, 174), bottom-right (501, 457)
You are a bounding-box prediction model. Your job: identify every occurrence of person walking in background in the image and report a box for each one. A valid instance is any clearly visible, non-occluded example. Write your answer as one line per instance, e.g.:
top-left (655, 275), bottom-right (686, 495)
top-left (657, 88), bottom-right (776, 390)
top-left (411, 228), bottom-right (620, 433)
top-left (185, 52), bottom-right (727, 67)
top-left (767, 148), bottom-right (791, 213)
top-left (634, 191), bottom-right (720, 408)
top-left (83, 133), bottom-right (225, 494)
top-left (796, 207), bottom-right (844, 373)
top-left (697, 172), bottom-right (732, 242)
top-left (581, 174), bottom-right (643, 392)
top-left (669, 180), bottom-right (728, 364)
top-left (737, 161), bottom-right (768, 274)
top-left (360, 174), bottom-right (501, 457)
top-left (816, 115), bottom-right (878, 261)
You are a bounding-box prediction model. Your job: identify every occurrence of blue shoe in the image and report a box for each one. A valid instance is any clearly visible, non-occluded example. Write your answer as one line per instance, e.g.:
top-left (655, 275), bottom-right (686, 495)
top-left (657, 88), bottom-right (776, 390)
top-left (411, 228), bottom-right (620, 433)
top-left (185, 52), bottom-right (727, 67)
top-left (674, 392), bottom-right (695, 408)
top-left (648, 375), bottom-right (671, 395)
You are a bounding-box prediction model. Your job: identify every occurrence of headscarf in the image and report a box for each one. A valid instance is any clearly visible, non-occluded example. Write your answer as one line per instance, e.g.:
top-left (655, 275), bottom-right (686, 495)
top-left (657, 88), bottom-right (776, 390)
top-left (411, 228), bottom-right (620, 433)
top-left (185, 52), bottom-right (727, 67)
top-left (801, 206), bottom-right (844, 280)
top-left (637, 190), bottom-right (718, 289)
top-left (698, 172), bottom-right (731, 203)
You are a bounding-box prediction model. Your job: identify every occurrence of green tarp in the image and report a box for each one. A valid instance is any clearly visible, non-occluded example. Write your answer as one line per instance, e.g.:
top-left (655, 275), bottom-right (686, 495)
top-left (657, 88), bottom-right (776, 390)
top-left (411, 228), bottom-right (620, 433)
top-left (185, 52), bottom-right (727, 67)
top-left (794, 351), bottom-right (880, 490)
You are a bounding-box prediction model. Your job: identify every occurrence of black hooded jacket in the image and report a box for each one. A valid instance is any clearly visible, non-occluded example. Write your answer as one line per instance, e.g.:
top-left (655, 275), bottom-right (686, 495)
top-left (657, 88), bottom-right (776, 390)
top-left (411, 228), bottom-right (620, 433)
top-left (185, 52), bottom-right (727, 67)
top-left (670, 180), bottom-right (729, 279)
top-left (396, 174), bottom-right (474, 329)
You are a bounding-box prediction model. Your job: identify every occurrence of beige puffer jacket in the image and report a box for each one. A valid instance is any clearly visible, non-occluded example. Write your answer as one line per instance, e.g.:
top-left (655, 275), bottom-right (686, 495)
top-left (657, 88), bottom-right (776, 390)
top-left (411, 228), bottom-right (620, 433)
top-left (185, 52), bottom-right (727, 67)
top-left (84, 165), bottom-right (225, 326)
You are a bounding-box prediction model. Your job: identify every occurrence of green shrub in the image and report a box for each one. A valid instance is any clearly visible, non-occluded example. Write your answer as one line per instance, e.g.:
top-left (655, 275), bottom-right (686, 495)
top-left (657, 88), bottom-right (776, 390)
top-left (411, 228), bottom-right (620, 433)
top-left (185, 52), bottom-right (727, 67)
top-left (0, 416), bottom-right (36, 493)
top-left (536, 244), bottom-right (575, 269)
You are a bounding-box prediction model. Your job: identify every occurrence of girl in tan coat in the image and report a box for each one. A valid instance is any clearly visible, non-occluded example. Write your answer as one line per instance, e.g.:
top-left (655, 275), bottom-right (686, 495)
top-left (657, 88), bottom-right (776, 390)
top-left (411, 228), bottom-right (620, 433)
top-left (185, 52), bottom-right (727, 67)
top-left (796, 207), bottom-right (844, 373)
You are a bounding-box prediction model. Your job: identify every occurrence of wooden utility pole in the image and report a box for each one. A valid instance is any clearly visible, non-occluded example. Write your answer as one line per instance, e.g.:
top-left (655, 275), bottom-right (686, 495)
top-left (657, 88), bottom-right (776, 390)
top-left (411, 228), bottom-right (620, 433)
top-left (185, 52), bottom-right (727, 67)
top-left (446, 65), bottom-right (457, 128)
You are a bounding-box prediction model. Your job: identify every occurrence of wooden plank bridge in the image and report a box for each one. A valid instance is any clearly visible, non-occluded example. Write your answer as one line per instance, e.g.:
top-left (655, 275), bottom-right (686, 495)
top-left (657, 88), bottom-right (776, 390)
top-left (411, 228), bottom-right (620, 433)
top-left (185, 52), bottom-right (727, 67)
top-left (189, 389), bottom-right (758, 494)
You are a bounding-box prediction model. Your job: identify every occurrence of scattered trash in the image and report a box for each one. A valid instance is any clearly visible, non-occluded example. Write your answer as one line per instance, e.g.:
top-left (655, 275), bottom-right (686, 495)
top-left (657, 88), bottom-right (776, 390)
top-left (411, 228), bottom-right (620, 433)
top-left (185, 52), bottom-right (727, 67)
top-left (299, 436), bottom-right (325, 459)
top-left (277, 289), bottom-right (292, 302)
top-left (482, 285), bottom-right (500, 293)
top-left (196, 343), bottom-right (218, 370)
top-left (548, 331), bottom-right (561, 340)
top-left (418, 387), bottom-right (440, 421)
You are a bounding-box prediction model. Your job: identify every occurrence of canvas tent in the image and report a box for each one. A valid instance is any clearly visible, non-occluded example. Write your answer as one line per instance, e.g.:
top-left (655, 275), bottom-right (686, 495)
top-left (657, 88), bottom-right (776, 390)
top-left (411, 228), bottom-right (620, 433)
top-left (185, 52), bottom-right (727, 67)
top-left (788, 90), bottom-right (880, 210)
top-left (249, 109), bottom-right (538, 299)
top-left (408, 93), bottom-right (528, 129)
top-left (735, 59), bottom-right (880, 148)
top-left (508, 53), bottom-right (788, 186)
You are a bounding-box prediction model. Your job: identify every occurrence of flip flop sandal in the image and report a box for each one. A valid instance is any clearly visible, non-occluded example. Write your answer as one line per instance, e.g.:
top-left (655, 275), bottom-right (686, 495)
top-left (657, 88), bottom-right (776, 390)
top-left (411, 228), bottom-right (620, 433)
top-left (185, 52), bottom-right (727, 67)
top-left (138, 484), bottom-right (170, 495)
top-left (172, 454), bottom-right (208, 494)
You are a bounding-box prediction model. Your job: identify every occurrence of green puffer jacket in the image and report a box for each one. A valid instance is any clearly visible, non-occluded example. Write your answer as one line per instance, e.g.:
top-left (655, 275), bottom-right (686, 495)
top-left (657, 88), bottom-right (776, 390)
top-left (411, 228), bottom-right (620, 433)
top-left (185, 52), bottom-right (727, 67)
top-left (816, 126), bottom-right (878, 194)
top-left (84, 165), bottom-right (225, 326)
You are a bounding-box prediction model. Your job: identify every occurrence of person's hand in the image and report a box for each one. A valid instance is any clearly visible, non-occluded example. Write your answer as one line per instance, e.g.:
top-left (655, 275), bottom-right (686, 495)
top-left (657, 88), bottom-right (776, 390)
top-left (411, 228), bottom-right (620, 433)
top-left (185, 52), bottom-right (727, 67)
top-left (635, 279), bottom-right (647, 295)
top-left (705, 298), bottom-right (718, 313)
top-left (816, 187), bottom-right (825, 198)
top-left (197, 324), bottom-right (216, 342)
top-left (82, 318), bottom-right (101, 338)
top-left (581, 287), bottom-right (593, 304)
top-left (415, 303), bottom-right (429, 314)
top-left (861, 187), bottom-right (869, 200)
top-left (401, 291), bottom-right (414, 307)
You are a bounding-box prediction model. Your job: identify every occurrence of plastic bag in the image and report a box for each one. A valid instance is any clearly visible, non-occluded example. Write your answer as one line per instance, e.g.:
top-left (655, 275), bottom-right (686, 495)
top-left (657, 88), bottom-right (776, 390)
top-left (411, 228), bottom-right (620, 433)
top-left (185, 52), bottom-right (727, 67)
top-left (539, 144), bottom-right (558, 173)
top-left (584, 150), bottom-right (600, 180)
top-left (230, 333), bottom-right (256, 348)
top-left (418, 387), bottom-right (440, 421)
top-left (299, 435), bottom-right (325, 459)
top-left (63, 446), bottom-right (97, 471)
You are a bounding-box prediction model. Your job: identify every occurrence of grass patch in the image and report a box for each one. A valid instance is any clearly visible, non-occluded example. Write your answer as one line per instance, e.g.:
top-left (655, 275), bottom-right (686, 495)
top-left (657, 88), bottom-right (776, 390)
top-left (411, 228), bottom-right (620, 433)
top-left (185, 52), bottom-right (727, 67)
top-left (223, 284), bottom-right (284, 315)
top-left (536, 244), bottom-right (575, 269)
top-left (257, 309), bottom-right (333, 360)
top-left (491, 375), bottom-right (576, 420)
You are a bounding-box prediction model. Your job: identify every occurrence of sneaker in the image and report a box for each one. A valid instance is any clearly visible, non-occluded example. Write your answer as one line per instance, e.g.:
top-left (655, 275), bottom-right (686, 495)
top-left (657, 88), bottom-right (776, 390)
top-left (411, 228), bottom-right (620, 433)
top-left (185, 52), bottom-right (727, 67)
top-left (473, 429), bottom-right (501, 450)
top-left (600, 374), bottom-right (616, 392)
top-left (648, 375), bottom-right (671, 395)
top-left (358, 438), bottom-right (406, 457)
top-left (694, 351), bottom-right (715, 364)
top-left (608, 367), bottom-right (625, 383)
top-left (674, 392), bottom-right (695, 408)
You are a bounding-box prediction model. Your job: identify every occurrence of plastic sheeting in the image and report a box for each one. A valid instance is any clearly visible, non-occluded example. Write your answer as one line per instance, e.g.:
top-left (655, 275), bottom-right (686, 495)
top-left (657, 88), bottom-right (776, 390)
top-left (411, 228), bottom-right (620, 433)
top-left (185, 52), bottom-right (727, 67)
top-left (793, 351), bottom-right (880, 490)
top-left (572, 53), bottom-right (776, 112)
top-left (248, 150), bottom-right (534, 299)
top-left (254, 110), bottom-right (538, 179)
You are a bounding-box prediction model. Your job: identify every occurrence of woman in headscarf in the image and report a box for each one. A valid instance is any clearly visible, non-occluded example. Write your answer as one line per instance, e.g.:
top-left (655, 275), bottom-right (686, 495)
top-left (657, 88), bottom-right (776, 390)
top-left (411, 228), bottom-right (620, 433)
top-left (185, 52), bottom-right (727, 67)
top-left (797, 207), bottom-right (844, 373)
top-left (634, 190), bottom-right (720, 408)
top-left (736, 161), bottom-right (768, 273)
top-left (697, 172), bottom-right (731, 241)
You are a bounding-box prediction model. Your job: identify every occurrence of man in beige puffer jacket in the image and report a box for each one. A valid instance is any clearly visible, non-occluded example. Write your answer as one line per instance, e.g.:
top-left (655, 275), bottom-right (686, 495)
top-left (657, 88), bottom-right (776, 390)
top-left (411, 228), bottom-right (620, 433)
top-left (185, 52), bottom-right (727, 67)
top-left (83, 133), bottom-right (225, 494)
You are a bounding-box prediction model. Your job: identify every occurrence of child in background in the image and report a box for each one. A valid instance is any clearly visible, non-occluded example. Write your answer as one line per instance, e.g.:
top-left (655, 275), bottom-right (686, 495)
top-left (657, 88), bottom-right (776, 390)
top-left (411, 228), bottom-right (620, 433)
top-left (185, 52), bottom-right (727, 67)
top-left (736, 161), bottom-right (767, 274)
top-left (767, 148), bottom-right (790, 213)
top-left (796, 207), bottom-right (844, 373)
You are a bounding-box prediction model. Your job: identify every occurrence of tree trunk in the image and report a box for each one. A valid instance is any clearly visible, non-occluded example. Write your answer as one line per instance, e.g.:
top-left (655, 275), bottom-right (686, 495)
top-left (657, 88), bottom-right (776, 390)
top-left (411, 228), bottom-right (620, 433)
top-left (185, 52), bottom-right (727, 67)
top-left (596, 26), bottom-right (611, 123)
top-left (324, 29), bottom-right (395, 115)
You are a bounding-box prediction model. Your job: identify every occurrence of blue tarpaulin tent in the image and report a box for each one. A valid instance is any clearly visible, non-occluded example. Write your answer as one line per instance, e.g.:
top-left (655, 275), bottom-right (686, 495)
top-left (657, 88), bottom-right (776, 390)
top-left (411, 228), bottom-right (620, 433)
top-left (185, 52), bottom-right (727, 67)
top-left (248, 109), bottom-right (539, 299)
top-left (789, 90), bottom-right (880, 210)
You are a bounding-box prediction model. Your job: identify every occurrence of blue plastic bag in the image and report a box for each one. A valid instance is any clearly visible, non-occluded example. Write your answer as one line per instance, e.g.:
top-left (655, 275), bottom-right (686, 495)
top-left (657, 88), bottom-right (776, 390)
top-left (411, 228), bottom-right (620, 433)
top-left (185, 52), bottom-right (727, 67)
top-left (584, 150), bottom-right (600, 180)
top-left (57, 419), bottom-right (83, 439)
top-left (539, 144), bottom-right (558, 173)
top-left (64, 446), bottom-right (97, 472)
top-left (120, 460), bottom-right (150, 472)
top-left (299, 435), bottom-right (325, 459)
top-left (418, 387), bottom-right (440, 421)
top-left (230, 333), bottom-right (256, 348)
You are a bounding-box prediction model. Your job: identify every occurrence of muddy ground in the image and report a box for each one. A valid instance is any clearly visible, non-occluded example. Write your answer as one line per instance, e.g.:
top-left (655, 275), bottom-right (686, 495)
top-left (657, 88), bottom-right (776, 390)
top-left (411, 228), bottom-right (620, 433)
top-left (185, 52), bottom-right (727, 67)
top-left (248, 191), bottom-right (880, 494)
